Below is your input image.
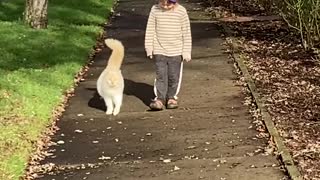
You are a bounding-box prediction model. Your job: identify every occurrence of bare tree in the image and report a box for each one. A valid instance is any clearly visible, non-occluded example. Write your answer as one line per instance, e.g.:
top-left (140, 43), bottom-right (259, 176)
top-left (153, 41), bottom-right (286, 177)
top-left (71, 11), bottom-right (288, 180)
top-left (24, 0), bottom-right (48, 29)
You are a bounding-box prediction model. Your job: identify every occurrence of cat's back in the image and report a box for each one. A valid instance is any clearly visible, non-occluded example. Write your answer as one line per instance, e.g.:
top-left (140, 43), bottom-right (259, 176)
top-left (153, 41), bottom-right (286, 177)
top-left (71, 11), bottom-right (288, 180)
top-left (97, 69), bottom-right (124, 96)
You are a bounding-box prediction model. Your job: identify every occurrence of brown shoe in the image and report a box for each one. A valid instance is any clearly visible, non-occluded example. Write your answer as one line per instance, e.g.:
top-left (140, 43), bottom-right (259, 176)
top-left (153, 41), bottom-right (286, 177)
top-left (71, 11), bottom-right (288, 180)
top-left (149, 99), bottom-right (164, 110)
top-left (166, 99), bottom-right (178, 109)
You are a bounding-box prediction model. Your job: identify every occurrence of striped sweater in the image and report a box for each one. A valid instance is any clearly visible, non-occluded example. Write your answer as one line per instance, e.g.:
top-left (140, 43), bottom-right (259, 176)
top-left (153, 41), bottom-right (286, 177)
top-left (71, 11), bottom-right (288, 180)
top-left (145, 4), bottom-right (192, 60)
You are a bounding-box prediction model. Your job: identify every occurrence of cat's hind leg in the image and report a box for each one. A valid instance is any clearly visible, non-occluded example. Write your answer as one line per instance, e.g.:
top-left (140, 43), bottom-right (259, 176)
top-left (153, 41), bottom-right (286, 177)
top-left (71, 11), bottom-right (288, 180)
top-left (112, 94), bottom-right (123, 116)
top-left (104, 97), bottom-right (114, 115)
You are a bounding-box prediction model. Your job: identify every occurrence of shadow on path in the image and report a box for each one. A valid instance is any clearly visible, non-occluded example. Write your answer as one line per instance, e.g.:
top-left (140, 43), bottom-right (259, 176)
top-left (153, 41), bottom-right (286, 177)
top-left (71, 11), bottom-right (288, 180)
top-left (87, 79), bottom-right (154, 111)
top-left (124, 79), bottom-right (155, 106)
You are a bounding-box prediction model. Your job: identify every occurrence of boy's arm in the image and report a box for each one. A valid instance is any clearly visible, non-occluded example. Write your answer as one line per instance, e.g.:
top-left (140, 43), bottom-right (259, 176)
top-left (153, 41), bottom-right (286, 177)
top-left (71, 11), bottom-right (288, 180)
top-left (145, 7), bottom-right (156, 57)
top-left (182, 10), bottom-right (192, 61)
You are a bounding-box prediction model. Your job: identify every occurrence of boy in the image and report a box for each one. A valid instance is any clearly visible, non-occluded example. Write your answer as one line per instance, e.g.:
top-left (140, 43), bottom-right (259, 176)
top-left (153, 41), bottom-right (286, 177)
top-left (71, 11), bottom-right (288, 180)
top-left (145, 0), bottom-right (192, 110)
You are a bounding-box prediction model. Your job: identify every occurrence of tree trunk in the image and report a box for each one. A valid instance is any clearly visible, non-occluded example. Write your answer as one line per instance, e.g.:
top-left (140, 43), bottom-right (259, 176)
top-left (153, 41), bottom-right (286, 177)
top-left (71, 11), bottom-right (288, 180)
top-left (24, 0), bottom-right (48, 29)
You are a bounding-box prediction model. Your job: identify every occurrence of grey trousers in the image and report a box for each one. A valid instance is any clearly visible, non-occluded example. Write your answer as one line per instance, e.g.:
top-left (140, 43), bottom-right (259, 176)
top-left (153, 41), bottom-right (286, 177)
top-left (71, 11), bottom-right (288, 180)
top-left (153, 55), bottom-right (183, 101)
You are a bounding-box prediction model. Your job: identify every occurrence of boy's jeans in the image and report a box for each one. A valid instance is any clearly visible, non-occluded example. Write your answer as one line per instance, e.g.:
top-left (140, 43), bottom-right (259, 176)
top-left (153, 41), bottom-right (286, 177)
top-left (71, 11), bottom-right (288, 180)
top-left (153, 55), bottom-right (183, 102)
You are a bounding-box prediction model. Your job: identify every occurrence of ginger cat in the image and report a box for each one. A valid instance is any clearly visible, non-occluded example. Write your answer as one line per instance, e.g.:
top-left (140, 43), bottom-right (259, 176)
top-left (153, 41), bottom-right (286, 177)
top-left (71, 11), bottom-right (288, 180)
top-left (97, 38), bottom-right (124, 116)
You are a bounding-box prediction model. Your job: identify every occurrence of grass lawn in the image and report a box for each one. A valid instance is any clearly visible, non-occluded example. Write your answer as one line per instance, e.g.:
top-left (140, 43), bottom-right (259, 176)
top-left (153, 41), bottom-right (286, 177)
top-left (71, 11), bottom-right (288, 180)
top-left (0, 0), bottom-right (114, 179)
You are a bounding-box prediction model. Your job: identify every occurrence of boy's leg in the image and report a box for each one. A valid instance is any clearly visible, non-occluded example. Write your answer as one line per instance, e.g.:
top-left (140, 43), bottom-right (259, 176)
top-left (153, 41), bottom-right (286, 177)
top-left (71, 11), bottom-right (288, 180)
top-left (151, 55), bottom-right (168, 109)
top-left (167, 55), bottom-right (183, 103)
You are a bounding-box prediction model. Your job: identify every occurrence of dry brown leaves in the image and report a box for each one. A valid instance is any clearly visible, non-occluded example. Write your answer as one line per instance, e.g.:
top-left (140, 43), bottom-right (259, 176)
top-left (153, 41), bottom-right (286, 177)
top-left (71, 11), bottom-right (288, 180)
top-left (204, 0), bottom-right (274, 20)
top-left (228, 20), bottom-right (320, 179)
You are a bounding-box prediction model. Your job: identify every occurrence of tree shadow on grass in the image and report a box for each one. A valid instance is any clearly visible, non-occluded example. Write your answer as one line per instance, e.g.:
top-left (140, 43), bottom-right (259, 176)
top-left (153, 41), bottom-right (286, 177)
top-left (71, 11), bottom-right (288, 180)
top-left (0, 25), bottom-right (99, 71)
top-left (0, 0), bottom-right (25, 21)
top-left (0, 0), bottom-right (112, 25)
top-left (0, 0), bottom-right (113, 72)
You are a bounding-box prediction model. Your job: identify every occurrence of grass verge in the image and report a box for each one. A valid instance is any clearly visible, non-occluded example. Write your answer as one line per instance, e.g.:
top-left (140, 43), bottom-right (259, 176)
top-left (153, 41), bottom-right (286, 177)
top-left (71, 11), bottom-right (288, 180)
top-left (0, 0), bottom-right (114, 179)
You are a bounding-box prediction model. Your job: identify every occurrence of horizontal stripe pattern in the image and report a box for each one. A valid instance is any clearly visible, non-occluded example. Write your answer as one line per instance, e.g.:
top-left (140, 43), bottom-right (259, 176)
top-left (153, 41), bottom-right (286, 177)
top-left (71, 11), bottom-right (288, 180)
top-left (145, 4), bottom-right (192, 57)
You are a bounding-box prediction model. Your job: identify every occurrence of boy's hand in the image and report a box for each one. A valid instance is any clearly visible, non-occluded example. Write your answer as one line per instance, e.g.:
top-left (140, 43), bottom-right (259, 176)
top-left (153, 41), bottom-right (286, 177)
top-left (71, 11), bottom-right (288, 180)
top-left (183, 57), bottom-right (191, 62)
top-left (146, 49), bottom-right (153, 59)
top-left (182, 53), bottom-right (191, 62)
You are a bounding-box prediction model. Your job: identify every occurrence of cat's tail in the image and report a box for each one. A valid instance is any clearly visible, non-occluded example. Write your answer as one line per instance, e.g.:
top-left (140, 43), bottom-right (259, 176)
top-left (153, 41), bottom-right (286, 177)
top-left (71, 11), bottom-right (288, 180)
top-left (105, 38), bottom-right (124, 70)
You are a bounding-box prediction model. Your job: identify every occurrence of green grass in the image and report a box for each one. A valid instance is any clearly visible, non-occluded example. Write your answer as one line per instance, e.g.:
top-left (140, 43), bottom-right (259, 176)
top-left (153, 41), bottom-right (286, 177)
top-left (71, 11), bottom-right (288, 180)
top-left (0, 0), bottom-right (114, 179)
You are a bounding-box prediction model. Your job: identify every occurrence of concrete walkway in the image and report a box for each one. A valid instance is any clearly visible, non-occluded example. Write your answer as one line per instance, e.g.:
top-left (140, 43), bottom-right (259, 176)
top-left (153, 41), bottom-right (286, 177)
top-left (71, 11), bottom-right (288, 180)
top-left (36, 0), bottom-right (287, 179)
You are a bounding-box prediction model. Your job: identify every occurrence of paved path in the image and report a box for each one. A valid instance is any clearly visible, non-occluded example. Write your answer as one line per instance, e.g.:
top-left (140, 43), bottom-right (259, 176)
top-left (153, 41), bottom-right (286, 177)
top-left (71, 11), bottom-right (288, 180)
top-left (36, 0), bottom-right (287, 179)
